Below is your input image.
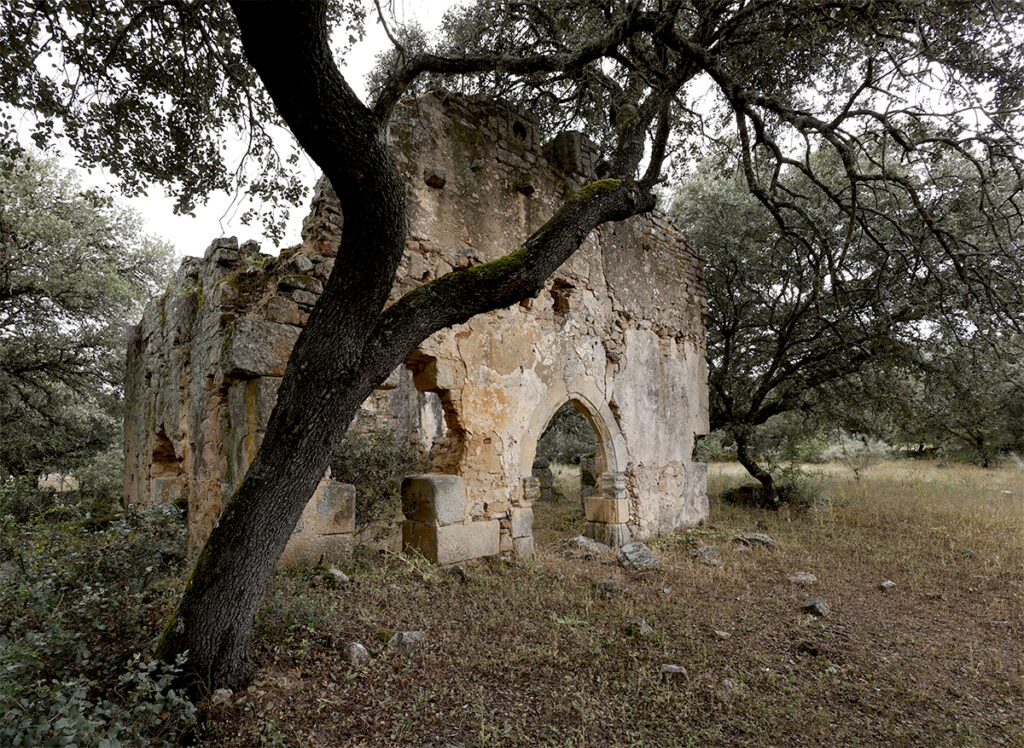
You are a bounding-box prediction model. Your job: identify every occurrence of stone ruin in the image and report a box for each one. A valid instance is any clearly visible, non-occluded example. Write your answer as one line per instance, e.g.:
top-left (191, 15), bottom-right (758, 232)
top-left (124, 92), bottom-right (709, 566)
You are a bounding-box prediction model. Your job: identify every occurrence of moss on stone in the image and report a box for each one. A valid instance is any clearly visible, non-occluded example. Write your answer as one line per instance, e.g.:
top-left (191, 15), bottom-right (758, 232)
top-left (568, 179), bottom-right (622, 203)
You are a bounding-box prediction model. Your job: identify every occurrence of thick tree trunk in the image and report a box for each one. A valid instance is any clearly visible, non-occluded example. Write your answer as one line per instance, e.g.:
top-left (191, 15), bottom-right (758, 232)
top-left (155, 1), bottom-right (657, 691)
top-left (734, 431), bottom-right (779, 508)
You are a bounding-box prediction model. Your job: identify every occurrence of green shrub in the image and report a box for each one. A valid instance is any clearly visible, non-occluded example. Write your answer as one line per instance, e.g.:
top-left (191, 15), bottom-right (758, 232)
top-left (331, 428), bottom-right (427, 538)
top-left (0, 484), bottom-right (195, 747)
top-left (776, 465), bottom-right (827, 510)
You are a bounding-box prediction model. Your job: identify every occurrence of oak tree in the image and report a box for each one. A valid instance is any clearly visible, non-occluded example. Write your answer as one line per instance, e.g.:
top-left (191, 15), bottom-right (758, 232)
top-left (3, 0), bottom-right (1022, 688)
top-left (0, 153), bottom-right (171, 477)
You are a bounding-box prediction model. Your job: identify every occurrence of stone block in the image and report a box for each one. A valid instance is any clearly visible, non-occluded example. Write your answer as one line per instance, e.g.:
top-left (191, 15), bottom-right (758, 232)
top-left (510, 506), bottom-right (533, 538)
top-left (264, 296), bottom-right (303, 326)
top-left (402, 520), bottom-right (437, 561)
top-left (203, 236), bottom-right (238, 260)
top-left (312, 480), bottom-right (356, 535)
top-left (402, 519), bottom-right (500, 565)
top-left (401, 474), bottom-right (465, 526)
top-left (410, 356), bottom-right (460, 392)
top-left (277, 274), bottom-right (324, 294)
top-left (436, 520), bottom-right (499, 565)
top-left (225, 319), bottom-right (299, 378)
top-left (520, 476), bottom-right (541, 506)
top-left (598, 471), bottom-right (626, 500)
top-left (585, 497), bottom-right (629, 524)
top-left (228, 377), bottom-right (281, 434)
top-left (513, 535), bottom-right (534, 560)
top-left (279, 532), bottom-right (353, 568)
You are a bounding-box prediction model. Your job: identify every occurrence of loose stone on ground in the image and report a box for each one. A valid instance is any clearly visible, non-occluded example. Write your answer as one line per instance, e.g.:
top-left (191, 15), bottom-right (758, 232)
top-left (689, 545), bottom-right (720, 565)
top-left (660, 664), bottom-right (688, 681)
top-left (341, 641), bottom-right (370, 666)
top-left (388, 630), bottom-right (425, 654)
top-left (802, 596), bottom-right (830, 617)
top-left (617, 542), bottom-right (661, 572)
top-left (788, 571), bottom-right (817, 585)
top-left (733, 532), bottom-right (777, 548)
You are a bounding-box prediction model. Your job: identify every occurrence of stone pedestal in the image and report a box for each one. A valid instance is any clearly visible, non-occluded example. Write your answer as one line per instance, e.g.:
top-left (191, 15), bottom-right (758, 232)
top-left (280, 478), bottom-right (356, 567)
top-left (401, 474), bottom-right (499, 565)
top-left (582, 471), bottom-right (632, 547)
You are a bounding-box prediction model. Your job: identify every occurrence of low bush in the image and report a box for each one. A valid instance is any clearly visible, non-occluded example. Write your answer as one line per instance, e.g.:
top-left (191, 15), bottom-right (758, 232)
top-left (0, 484), bottom-right (195, 747)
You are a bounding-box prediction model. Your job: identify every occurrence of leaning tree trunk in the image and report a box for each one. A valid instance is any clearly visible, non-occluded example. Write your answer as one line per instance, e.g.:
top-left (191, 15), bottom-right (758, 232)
top-left (156, 1), bottom-right (657, 691)
top-left (733, 430), bottom-right (779, 508)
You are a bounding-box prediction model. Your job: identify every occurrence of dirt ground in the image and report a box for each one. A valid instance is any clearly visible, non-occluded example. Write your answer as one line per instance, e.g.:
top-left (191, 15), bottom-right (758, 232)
top-left (199, 460), bottom-right (1023, 746)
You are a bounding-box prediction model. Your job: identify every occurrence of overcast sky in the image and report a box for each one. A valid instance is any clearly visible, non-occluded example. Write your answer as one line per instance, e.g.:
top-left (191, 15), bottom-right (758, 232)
top-left (120, 2), bottom-right (457, 259)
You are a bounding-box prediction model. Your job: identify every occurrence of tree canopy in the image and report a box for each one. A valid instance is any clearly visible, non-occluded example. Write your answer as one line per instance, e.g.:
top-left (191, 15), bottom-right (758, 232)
top-left (3, 0), bottom-right (1023, 690)
top-left (0, 152), bottom-right (172, 476)
top-left (672, 140), bottom-right (1024, 500)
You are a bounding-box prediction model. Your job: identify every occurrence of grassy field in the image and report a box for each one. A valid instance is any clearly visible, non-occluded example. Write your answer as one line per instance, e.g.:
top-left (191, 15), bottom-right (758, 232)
top-left (201, 460), bottom-right (1023, 746)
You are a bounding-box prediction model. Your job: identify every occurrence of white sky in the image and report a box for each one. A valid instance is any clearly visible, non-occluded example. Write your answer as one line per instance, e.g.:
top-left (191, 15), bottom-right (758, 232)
top-left (118, 2), bottom-right (457, 259)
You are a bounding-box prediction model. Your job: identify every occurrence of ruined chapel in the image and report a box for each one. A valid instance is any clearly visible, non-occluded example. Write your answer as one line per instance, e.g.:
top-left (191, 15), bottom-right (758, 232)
top-left (124, 93), bottom-right (709, 566)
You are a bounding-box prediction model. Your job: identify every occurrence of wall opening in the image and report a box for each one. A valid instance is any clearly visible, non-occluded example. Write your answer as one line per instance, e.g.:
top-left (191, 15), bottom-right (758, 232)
top-left (529, 400), bottom-right (602, 547)
top-left (149, 429), bottom-right (185, 507)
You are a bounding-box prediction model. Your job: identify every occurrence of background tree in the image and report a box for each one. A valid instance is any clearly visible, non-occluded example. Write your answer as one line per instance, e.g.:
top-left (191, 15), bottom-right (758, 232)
top-left (0, 153), bottom-right (172, 478)
top-left (3, 0), bottom-right (1023, 689)
top-left (905, 332), bottom-right (1024, 466)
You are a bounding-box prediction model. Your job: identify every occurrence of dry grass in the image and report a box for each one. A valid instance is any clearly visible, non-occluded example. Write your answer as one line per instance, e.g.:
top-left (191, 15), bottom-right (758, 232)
top-left (201, 460), bottom-right (1024, 747)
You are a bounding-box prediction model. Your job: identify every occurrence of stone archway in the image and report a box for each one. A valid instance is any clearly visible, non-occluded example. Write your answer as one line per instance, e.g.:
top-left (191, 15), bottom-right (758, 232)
top-left (518, 378), bottom-right (632, 547)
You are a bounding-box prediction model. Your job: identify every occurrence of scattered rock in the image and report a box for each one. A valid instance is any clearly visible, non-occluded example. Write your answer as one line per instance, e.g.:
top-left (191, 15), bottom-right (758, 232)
top-left (801, 596), bottom-right (830, 617)
top-left (732, 532), bottom-right (777, 548)
top-left (210, 688), bottom-right (233, 706)
top-left (616, 542), bottom-right (660, 572)
top-left (713, 629), bottom-right (731, 641)
top-left (388, 630), bottom-right (426, 654)
top-left (879, 579), bottom-right (897, 591)
top-left (341, 641), bottom-right (370, 666)
top-left (594, 578), bottom-right (626, 597)
top-left (566, 534), bottom-right (606, 554)
top-left (660, 587), bottom-right (672, 595)
top-left (689, 545), bottom-right (720, 565)
top-left (660, 664), bottom-right (688, 681)
top-left (715, 678), bottom-right (737, 703)
top-left (628, 618), bottom-right (654, 638)
top-left (323, 566), bottom-right (350, 587)
top-left (788, 572), bottom-right (817, 586)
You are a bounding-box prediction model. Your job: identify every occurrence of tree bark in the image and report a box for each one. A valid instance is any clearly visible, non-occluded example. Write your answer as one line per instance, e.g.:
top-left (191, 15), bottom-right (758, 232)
top-left (733, 430), bottom-right (779, 508)
top-left (155, 1), bottom-right (657, 691)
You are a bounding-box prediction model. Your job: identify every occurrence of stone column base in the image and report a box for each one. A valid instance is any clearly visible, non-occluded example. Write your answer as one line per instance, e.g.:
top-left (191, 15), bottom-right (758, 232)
top-left (584, 521), bottom-right (632, 548)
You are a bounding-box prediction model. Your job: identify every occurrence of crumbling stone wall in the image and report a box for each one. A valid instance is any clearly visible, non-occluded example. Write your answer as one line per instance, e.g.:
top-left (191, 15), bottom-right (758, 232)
top-left (124, 92), bottom-right (709, 565)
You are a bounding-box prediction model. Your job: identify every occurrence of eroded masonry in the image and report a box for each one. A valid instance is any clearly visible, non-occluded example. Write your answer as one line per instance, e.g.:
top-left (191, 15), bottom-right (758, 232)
top-left (124, 93), bottom-right (709, 565)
